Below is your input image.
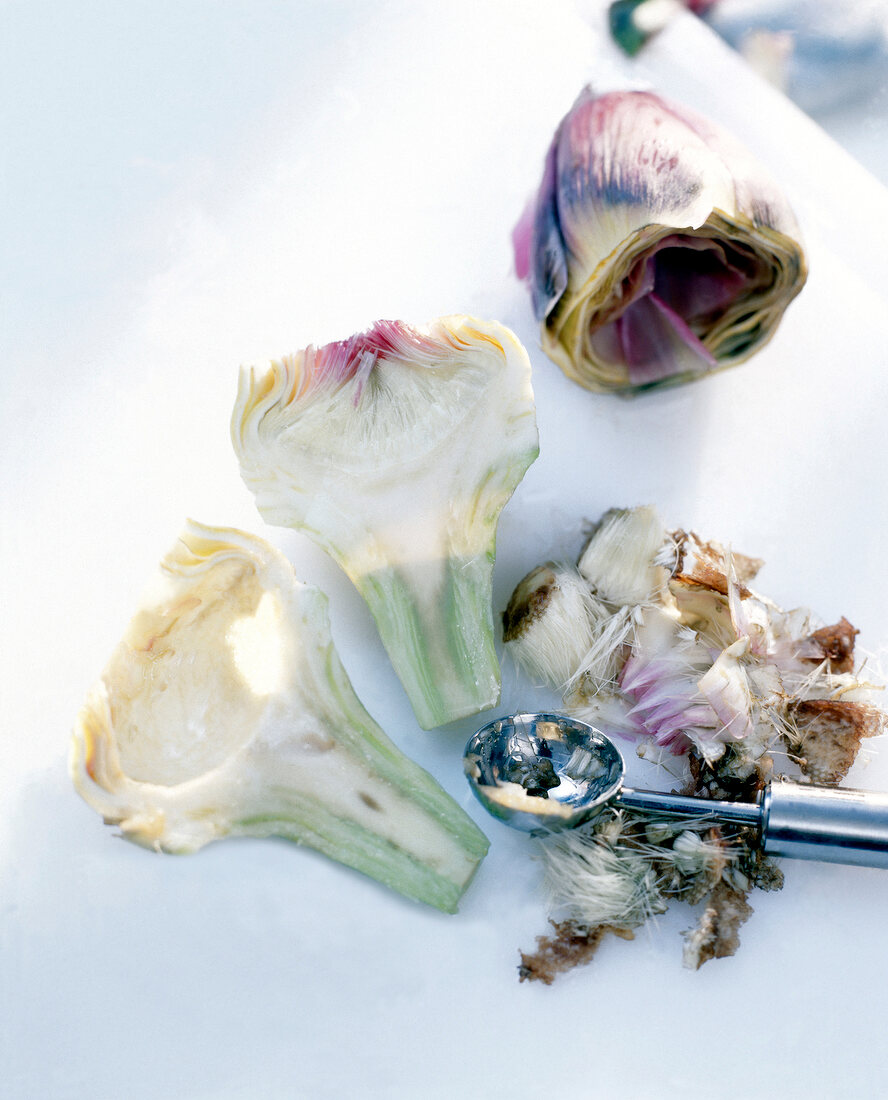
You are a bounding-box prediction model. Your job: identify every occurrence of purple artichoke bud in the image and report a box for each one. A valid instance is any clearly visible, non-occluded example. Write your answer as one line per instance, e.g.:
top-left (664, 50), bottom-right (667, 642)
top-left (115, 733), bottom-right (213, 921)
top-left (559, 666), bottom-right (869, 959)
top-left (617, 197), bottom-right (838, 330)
top-left (513, 88), bottom-right (807, 395)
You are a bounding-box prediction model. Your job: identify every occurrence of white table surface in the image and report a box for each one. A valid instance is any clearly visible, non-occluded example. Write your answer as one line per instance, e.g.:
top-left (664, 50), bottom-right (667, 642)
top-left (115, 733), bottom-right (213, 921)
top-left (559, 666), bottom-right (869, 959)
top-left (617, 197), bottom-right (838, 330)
top-left (4, 3), bottom-right (888, 1097)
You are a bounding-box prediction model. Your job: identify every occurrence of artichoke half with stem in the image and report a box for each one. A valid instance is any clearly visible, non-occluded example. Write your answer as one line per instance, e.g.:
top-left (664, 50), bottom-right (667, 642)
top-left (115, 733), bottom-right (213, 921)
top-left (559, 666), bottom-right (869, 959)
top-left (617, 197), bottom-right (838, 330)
top-left (232, 316), bottom-right (539, 730)
top-left (70, 521), bottom-right (489, 914)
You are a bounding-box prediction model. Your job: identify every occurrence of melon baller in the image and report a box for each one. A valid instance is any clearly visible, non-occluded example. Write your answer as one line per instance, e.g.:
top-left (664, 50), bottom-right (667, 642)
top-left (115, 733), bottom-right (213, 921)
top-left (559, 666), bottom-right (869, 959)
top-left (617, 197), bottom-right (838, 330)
top-left (463, 712), bottom-right (888, 868)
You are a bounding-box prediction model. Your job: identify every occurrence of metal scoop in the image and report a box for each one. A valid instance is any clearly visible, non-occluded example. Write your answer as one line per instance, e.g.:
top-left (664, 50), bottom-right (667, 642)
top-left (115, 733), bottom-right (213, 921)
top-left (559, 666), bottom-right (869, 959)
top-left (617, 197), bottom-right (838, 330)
top-left (464, 712), bottom-right (888, 868)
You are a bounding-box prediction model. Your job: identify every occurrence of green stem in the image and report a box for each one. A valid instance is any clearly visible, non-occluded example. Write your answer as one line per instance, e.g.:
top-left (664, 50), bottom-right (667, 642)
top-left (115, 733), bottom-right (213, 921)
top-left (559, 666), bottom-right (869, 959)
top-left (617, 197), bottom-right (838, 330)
top-left (356, 549), bottom-right (501, 730)
top-left (235, 792), bottom-right (485, 914)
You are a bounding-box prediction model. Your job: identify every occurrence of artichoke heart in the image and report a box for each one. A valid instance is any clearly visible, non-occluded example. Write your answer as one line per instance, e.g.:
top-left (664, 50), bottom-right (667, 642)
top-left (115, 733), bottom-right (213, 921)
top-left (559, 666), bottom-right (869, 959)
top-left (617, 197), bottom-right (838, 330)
top-left (71, 521), bottom-right (489, 913)
top-left (232, 316), bottom-right (539, 729)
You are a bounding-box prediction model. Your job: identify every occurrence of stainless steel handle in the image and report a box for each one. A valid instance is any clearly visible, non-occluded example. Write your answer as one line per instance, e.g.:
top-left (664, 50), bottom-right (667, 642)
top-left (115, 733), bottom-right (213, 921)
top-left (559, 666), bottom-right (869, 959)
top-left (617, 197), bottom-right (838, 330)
top-left (762, 781), bottom-right (888, 868)
top-left (618, 781), bottom-right (888, 869)
top-left (615, 786), bottom-right (761, 826)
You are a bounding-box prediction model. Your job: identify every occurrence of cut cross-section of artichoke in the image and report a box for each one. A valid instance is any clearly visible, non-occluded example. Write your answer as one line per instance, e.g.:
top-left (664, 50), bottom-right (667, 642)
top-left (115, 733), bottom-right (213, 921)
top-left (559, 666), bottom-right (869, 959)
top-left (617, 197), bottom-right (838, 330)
top-left (231, 316), bottom-right (539, 729)
top-left (71, 521), bottom-right (489, 913)
top-left (514, 88), bottom-right (808, 394)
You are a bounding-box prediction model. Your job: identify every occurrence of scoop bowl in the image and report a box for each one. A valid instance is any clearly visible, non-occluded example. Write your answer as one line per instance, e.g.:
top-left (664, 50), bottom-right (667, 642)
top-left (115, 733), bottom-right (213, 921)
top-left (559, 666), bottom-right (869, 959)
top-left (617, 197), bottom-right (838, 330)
top-left (463, 712), bottom-right (625, 832)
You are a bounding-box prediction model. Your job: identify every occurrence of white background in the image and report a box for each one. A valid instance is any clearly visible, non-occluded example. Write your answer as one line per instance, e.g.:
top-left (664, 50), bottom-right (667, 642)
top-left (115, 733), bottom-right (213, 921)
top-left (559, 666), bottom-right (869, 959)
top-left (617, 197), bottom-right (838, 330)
top-left (4, 2), bottom-right (888, 1097)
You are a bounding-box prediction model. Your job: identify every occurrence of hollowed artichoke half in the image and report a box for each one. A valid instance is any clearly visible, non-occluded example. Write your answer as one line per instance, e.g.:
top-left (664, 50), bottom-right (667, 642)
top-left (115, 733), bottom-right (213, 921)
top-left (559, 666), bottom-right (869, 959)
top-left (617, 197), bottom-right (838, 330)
top-left (71, 522), bottom-right (489, 913)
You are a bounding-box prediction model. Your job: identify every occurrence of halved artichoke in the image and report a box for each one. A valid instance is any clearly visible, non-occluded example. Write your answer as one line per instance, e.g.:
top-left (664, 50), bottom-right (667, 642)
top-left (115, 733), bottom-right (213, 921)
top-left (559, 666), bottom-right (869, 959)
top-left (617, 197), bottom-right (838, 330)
top-left (514, 88), bottom-right (808, 393)
top-left (70, 521), bottom-right (489, 913)
top-left (231, 316), bottom-right (539, 729)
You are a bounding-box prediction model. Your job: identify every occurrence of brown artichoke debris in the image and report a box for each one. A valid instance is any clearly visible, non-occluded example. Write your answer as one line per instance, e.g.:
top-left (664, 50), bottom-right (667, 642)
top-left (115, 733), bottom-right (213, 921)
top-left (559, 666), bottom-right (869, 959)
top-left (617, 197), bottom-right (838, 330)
top-left (803, 617), bottom-right (860, 674)
top-left (502, 563), bottom-right (558, 643)
top-left (671, 529), bottom-right (764, 596)
top-left (683, 745), bottom-right (771, 803)
top-left (518, 920), bottom-right (635, 985)
top-left (788, 699), bottom-right (886, 785)
top-left (682, 883), bottom-right (755, 971)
